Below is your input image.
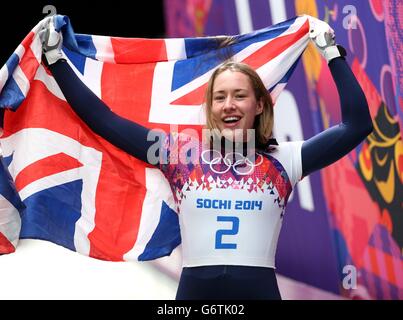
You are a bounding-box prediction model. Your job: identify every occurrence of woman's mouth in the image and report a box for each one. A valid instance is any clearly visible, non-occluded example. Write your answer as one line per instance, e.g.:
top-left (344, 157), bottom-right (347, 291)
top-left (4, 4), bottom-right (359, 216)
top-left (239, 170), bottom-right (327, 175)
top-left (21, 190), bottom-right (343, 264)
top-left (222, 116), bottom-right (241, 128)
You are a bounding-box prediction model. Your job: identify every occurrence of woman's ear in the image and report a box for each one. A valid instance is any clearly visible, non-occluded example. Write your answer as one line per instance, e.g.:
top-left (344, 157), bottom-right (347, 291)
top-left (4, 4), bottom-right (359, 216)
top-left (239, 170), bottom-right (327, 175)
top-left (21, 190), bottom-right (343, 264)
top-left (256, 100), bottom-right (264, 115)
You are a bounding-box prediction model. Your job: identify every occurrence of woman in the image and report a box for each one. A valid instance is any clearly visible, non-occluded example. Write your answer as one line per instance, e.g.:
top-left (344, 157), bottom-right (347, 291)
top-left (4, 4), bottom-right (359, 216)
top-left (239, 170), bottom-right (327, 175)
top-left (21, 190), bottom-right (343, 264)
top-left (40, 17), bottom-right (372, 299)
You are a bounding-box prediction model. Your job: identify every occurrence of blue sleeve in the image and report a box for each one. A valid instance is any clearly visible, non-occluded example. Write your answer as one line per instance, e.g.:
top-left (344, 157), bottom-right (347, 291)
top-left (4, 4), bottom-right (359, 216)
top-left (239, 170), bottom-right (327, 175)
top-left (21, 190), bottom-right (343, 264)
top-left (301, 57), bottom-right (373, 177)
top-left (49, 60), bottom-right (164, 165)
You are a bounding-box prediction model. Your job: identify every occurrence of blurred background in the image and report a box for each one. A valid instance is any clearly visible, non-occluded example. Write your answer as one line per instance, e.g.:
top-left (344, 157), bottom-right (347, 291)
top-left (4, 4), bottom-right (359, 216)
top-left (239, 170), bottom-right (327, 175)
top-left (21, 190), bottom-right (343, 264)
top-left (0, 0), bottom-right (401, 300)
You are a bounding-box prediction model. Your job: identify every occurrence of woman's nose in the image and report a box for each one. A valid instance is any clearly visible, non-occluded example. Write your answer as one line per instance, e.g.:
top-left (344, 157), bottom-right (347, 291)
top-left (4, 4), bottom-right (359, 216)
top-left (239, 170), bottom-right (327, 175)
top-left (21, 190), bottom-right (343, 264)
top-left (223, 96), bottom-right (236, 111)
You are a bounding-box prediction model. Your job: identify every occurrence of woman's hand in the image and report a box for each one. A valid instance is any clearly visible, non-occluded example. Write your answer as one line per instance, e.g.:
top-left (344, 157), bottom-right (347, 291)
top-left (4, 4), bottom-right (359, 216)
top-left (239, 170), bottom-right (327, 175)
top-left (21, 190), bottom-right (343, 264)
top-left (39, 16), bottom-right (64, 65)
top-left (308, 16), bottom-right (346, 63)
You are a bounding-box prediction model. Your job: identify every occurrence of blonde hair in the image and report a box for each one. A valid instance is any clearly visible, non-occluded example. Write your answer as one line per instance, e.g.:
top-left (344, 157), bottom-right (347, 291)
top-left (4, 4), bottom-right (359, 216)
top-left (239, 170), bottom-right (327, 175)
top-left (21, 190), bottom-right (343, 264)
top-left (204, 61), bottom-right (274, 148)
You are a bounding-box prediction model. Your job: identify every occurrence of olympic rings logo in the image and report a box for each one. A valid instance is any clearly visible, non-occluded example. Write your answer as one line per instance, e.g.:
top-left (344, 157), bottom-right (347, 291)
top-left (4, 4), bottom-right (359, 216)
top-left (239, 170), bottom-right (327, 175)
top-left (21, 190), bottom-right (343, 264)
top-left (201, 150), bottom-right (263, 175)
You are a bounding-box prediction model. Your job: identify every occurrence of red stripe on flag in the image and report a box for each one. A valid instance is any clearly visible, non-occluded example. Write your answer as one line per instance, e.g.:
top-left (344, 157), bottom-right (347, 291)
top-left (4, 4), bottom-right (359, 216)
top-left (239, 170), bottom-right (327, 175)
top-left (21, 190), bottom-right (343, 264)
top-left (170, 20), bottom-right (309, 106)
top-left (85, 57), bottom-right (158, 260)
top-left (15, 153), bottom-right (83, 191)
top-left (243, 19), bottom-right (309, 68)
top-left (21, 32), bottom-right (36, 51)
top-left (101, 62), bottom-right (156, 126)
top-left (88, 159), bottom-right (146, 261)
top-left (171, 83), bottom-right (207, 106)
top-left (0, 232), bottom-right (15, 254)
top-left (19, 47), bottom-right (40, 81)
top-left (111, 38), bottom-right (168, 64)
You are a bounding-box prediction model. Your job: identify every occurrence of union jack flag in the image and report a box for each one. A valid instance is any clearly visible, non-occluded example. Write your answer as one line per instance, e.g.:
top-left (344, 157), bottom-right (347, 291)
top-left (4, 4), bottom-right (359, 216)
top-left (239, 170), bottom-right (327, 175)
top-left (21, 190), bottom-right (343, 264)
top-left (0, 156), bottom-right (24, 253)
top-left (0, 14), bottom-right (310, 260)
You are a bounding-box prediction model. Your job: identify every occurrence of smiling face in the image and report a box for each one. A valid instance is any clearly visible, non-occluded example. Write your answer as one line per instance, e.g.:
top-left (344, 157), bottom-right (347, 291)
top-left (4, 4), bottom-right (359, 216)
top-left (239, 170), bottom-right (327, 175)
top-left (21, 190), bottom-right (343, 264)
top-left (205, 61), bottom-right (274, 148)
top-left (210, 70), bottom-right (263, 141)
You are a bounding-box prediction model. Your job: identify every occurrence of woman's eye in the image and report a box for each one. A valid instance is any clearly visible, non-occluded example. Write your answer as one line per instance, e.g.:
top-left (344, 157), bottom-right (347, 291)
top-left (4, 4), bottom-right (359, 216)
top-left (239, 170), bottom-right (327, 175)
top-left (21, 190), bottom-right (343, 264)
top-left (214, 96), bottom-right (225, 101)
top-left (235, 95), bottom-right (245, 99)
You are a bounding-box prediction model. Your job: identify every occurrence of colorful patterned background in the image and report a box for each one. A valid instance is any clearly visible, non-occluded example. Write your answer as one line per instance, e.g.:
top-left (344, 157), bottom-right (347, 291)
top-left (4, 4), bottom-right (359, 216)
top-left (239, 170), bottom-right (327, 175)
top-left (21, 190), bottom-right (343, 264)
top-left (164, 0), bottom-right (402, 299)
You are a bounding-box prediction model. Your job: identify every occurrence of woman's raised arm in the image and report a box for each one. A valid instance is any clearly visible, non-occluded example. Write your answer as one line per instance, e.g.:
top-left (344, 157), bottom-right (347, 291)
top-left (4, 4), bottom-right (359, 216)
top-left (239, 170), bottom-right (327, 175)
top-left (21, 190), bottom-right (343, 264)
top-left (41, 18), bottom-right (163, 165)
top-left (301, 17), bottom-right (373, 177)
